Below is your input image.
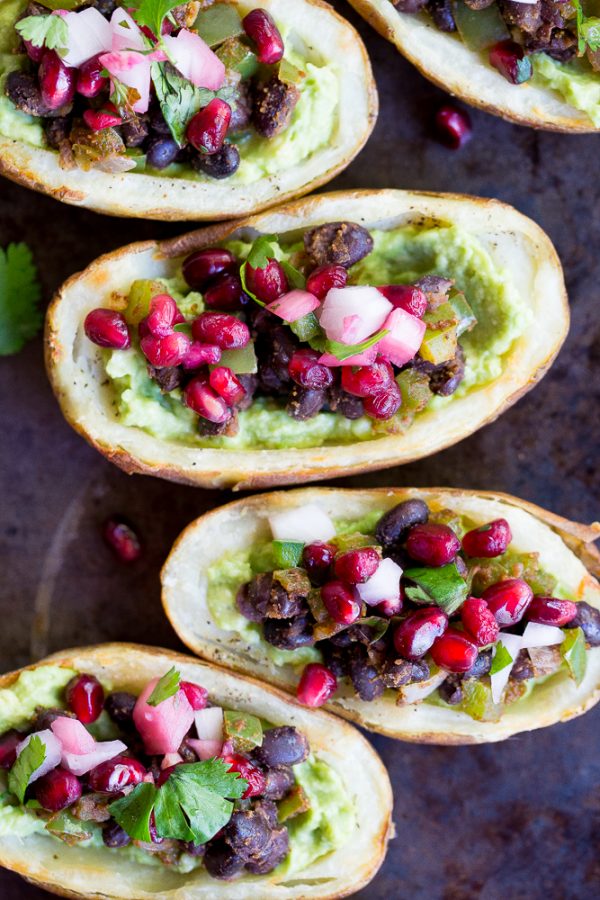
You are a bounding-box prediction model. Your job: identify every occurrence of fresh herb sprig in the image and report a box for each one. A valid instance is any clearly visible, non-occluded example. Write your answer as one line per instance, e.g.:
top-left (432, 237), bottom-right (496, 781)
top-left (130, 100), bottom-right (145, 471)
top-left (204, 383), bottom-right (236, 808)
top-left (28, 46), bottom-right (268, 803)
top-left (8, 736), bottom-right (45, 803)
top-left (573, 0), bottom-right (600, 54)
top-left (0, 244), bottom-right (42, 356)
top-left (15, 15), bottom-right (68, 54)
top-left (147, 666), bottom-right (181, 706)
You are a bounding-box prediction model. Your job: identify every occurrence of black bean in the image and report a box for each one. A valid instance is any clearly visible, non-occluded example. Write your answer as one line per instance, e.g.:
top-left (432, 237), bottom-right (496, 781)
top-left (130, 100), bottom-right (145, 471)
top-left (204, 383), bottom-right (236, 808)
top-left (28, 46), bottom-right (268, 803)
top-left (381, 659), bottom-right (415, 689)
top-left (262, 766), bottom-right (295, 800)
top-left (428, 0), bottom-right (457, 31)
top-left (6, 72), bottom-right (52, 118)
top-left (229, 83), bottom-right (252, 132)
top-left (565, 601), bottom-right (600, 646)
top-left (147, 364), bottom-right (182, 392)
top-left (286, 386), bottom-right (326, 420)
top-left (197, 414), bottom-right (238, 437)
top-left (121, 115), bottom-right (149, 148)
top-left (236, 573), bottom-right (273, 622)
top-left (375, 499), bottom-right (430, 548)
top-left (348, 654), bottom-right (385, 701)
top-left (93, 0), bottom-right (118, 18)
top-left (429, 346), bottom-right (465, 397)
top-left (146, 137), bottom-right (179, 169)
top-left (510, 649), bottom-right (534, 682)
top-left (252, 76), bottom-right (299, 138)
top-left (245, 826), bottom-right (289, 875)
top-left (465, 649), bottom-right (492, 679)
top-left (204, 840), bottom-right (245, 879)
top-left (304, 222), bottom-right (374, 269)
top-left (223, 809), bottom-right (271, 861)
top-left (184, 841), bottom-right (206, 857)
top-left (255, 727), bottom-right (309, 768)
top-left (438, 675), bottom-right (464, 705)
top-left (104, 692), bottom-right (136, 728)
top-left (102, 821), bottom-right (131, 848)
top-left (266, 582), bottom-right (306, 620)
top-left (44, 117), bottom-right (70, 150)
top-left (409, 659), bottom-right (431, 682)
top-left (31, 707), bottom-right (75, 731)
top-left (191, 143), bottom-right (241, 179)
top-left (263, 614), bottom-right (315, 650)
top-left (394, 0), bottom-right (428, 10)
top-left (327, 385), bottom-right (365, 420)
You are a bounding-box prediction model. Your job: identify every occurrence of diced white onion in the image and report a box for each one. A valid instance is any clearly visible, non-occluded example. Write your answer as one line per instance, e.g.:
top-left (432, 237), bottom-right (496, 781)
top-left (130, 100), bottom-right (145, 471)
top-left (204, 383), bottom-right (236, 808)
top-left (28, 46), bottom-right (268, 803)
top-left (319, 286), bottom-right (392, 344)
top-left (490, 633), bottom-right (522, 704)
top-left (195, 707), bottom-right (224, 743)
top-left (356, 557), bottom-right (402, 606)
top-left (397, 669), bottom-right (448, 704)
top-left (269, 504), bottom-right (336, 543)
top-left (61, 8), bottom-right (112, 68)
top-left (521, 622), bottom-right (565, 649)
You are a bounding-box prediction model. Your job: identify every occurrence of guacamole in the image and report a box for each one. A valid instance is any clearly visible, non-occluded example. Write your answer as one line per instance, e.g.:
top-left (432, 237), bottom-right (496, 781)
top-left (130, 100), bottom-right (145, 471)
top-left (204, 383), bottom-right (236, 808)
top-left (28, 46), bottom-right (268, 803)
top-left (104, 222), bottom-right (530, 451)
top-left (532, 54), bottom-right (600, 127)
top-left (0, 666), bottom-right (354, 878)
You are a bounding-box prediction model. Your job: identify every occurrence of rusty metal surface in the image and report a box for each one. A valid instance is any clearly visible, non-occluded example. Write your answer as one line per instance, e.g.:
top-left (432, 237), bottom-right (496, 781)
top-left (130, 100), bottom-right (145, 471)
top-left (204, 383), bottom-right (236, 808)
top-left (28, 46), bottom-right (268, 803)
top-left (0, 2), bottom-right (599, 897)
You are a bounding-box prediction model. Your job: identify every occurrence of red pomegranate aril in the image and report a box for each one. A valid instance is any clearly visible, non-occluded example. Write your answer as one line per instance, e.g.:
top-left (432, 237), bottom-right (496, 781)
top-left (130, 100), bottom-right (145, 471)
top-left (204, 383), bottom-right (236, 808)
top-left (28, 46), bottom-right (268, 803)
top-left (526, 596), bottom-right (578, 627)
top-left (377, 285), bottom-right (427, 318)
top-left (76, 54), bottom-right (108, 98)
top-left (306, 264), bottom-right (347, 300)
top-left (182, 248), bottom-right (237, 290)
top-left (187, 98), bottom-right (231, 154)
top-left (182, 342), bottom-right (222, 370)
top-left (341, 358), bottom-right (394, 398)
top-left (103, 517), bottom-right (142, 563)
top-left (302, 542), bottom-right (336, 584)
top-left (462, 518), bottom-right (512, 558)
top-left (157, 763), bottom-right (180, 787)
top-left (297, 663), bottom-right (337, 707)
top-left (460, 597), bottom-right (499, 647)
top-left (363, 383), bottom-right (402, 420)
top-left (321, 580), bottom-right (361, 625)
top-left (245, 258), bottom-right (288, 304)
top-left (430, 628), bottom-right (478, 673)
top-left (288, 349), bottom-right (334, 390)
top-left (375, 595), bottom-right (403, 617)
top-left (242, 9), bottom-right (284, 64)
top-left (192, 312), bottom-right (250, 350)
top-left (144, 294), bottom-right (181, 338)
top-left (140, 331), bottom-right (191, 367)
top-left (204, 273), bottom-right (248, 311)
top-left (35, 767), bottom-right (81, 812)
top-left (209, 366), bottom-right (246, 405)
top-left (222, 753), bottom-right (266, 798)
top-left (183, 376), bottom-right (231, 423)
top-left (39, 50), bottom-right (76, 110)
top-left (65, 674), bottom-right (104, 724)
top-left (83, 108), bottom-right (123, 131)
top-left (334, 547), bottom-right (380, 585)
top-left (393, 607), bottom-right (448, 659)
top-left (406, 523), bottom-right (460, 567)
top-left (84, 308), bottom-right (130, 350)
top-left (24, 39), bottom-right (44, 63)
top-left (89, 755), bottom-right (146, 793)
top-left (482, 578), bottom-right (533, 626)
top-left (434, 103), bottom-right (472, 150)
top-left (489, 40), bottom-right (532, 85)
top-left (180, 681), bottom-right (208, 710)
top-left (0, 730), bottom-right (20, 769)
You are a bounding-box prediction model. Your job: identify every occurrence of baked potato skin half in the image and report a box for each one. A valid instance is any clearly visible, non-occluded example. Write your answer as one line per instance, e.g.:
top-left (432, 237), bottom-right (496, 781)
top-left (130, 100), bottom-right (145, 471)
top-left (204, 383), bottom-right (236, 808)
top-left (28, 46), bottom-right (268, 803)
top-left (45, 189), bottom-right (568, 490)
top-left (0, 0), bottom-right (377, 220)
top-left (0, 643), bottom-right (392, 900)
top-left (347, 0), bottom-right (598, 132)
top-left (162, 487), bottom-right (600, 743)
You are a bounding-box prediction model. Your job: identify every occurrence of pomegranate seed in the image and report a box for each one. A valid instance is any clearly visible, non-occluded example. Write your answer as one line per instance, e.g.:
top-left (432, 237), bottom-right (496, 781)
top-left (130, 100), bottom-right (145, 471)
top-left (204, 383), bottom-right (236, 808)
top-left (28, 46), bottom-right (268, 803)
top-left (341, 358), bottom-right (394, 398)
top-left (182, 342), bottom-right (222, 370)
top-left (222, 753), bottom-right (266, 798)
top-left (144, 295), bottom-right (182, 338)
top-left (0, 730), bottom-right (20, 769)
top-left (183, 376), bottom-right (231, 423)
top-left (377, 285), bottom-right (427, 318)
top-left (89, 755), bottom-right (146, 793)
top-left (406, 523), bottom-right (460, 567)
top-left (245, 259), bottom-right (288, 303)
top-left (462, 518), bottom-right (512, 558)
top-left (393, 607), bottom-right (448, 659)
top-left (434, 104), bottom-right (472, 150)
top-left (209, 366), bottom-right (246, 405)
top-left (363, 383), bottom-right (402, 420)
top-left (482, 578), bottom-right (533, 626)
top-left (334, 547), bottom-right (380, 585)
top-left (489, 40), bottom-right (532, 85)
top-left (65, 674), bottom-right (104, 723)
top-left (430, 628), bottom-right (478, 673)
top-left (140, 332), bottom-right (191, 367)
top-left (76, 54), bottom-right (108, 98)
top-left (103, 517), bottom-right (142, 563)
top-left (84, 309), bottom-right (130, 350)
top-left (35, 767), bottom-right (81, 812)
top-left (182, 248), bottom-right (237, 290)
top-left (242, 9), bottom-right (284, 64)
top-left (187, 98), bottom-right (231, 154)
top-left (180, 681), bottom-right (208, 710)
top-left (302, 542), bottom-right (336, 585)
top-left (157, 763), bottom-right (182, 787)
top-left (83, 108), bottom-right (122, 131)
top-left (460, 597), bottom-right (499, 647)
top-left (24, 39), bottom-right (44, 63)
top-left (306, 264), bottom-right (347, 300)
top-left (204, 274), bottom-right (248, 311)
top-left (297, 663), bottom-right (337, 707)
top-left (321, 580), bottom-right (361, 624)
top-left (526, 597), bottom-right (578, 627)
top-left (39, 50), bottom-right (76, 110)
top-left (375, 595), bottom-right (403, 617)
top-left (288, 349), bottom-right (334, 390)
top-left (192, 312), bottom-right (250, 350)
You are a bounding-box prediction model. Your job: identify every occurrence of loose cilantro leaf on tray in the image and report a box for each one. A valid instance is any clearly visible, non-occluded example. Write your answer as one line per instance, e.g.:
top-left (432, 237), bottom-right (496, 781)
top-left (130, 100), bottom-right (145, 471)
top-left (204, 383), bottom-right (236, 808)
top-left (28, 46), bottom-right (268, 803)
top-left (15, 15), bottom-right (68, 53)
top-left (0, 244), bottom-right (42, 356)
top-left (147, 666), bottom-right (181, 706)
top-left (8, 736), bottom-right (45, 803)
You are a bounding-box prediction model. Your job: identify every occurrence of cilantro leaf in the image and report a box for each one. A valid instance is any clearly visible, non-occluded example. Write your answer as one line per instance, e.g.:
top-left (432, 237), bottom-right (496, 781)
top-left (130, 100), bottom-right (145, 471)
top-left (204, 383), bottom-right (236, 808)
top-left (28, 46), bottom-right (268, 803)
top-left (147, 666), bottom-right (181, 706)
top-left (561, 627), bottom-right (587, 686)
top-left (8, 736), bottom-right (45, 803)
top-left (573, 0), bottom-right (600, 53)
top-left (109, 782), bottom-right (157, 842)
top-left (151, 63), bottom-right (206, 146)
top-left (0, 244), bottom-right (42, 356)
top-left (280, 260), bottom-right (306, 290)
top-left (15, 15), bottom-right (68, 53)
top-left (319, 329), bottom-right (389, 362)
top-left (489, 642), bottom-right (513, 675)
top-left (133, 0), bottom-right (181, 38)
top-left (403, 563), bottom-right (468, 615)
top-left (246, 234), bottom-right (279, 270)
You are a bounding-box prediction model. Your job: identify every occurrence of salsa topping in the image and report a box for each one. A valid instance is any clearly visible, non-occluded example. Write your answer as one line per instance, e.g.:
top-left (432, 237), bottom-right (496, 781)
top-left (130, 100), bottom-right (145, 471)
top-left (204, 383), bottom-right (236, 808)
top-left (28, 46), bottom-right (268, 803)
top-left (232, 499), bottom-right (598, 719)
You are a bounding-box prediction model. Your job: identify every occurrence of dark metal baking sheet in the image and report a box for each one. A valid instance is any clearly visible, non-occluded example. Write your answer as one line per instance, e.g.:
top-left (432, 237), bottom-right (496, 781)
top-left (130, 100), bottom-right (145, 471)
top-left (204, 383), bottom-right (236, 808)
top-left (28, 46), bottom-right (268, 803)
top-left (1, 2), bottom-right (599, 896)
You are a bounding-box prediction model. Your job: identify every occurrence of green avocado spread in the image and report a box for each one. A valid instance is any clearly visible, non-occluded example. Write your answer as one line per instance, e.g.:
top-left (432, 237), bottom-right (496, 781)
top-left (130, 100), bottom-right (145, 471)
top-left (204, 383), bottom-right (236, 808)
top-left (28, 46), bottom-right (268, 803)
top-left (0, 666), bottom-right (353, 878)
top-left (104, 222), bottom-right (530, 451)
top-left (532, 54), bottom-right (600, 127)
